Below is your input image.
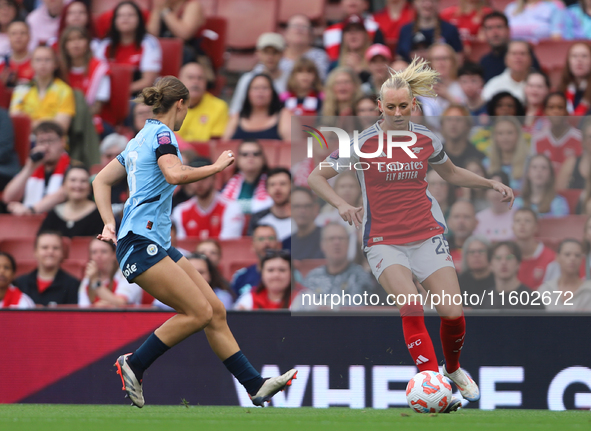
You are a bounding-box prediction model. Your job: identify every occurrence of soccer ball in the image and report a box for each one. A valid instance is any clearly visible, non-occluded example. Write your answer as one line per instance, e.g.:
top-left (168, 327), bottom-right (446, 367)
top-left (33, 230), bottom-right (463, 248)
top-left (406, 371), bottom-right (453, 413)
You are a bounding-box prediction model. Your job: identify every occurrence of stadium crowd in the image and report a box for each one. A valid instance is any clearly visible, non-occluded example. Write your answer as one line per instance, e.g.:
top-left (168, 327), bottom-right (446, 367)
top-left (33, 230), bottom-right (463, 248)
top-left (1, 0), bottom-right (591, 311)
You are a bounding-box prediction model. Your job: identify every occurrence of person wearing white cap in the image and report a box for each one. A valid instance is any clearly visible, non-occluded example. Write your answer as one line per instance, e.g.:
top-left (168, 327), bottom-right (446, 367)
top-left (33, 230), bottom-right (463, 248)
top-left (361, 43), bottom-right (392, 96)
top-left (229, 32), bottom-right (288, 115)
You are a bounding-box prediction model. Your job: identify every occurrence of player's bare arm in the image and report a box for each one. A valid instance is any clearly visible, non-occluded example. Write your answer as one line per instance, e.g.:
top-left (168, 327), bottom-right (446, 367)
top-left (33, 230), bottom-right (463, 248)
top-left (158, 150), bottom-right (235, 185)
top-left (431, 158), bottom-right (515, 207)
top-left (308, 166), bottom-right (363, 228)
top-left (93, 158), bottom-right (127, 244)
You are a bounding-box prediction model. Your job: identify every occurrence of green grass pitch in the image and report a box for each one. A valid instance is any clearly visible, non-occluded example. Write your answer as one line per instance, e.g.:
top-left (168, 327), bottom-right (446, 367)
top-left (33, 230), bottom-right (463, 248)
top-left (0, 405), bottom-right (589, 431)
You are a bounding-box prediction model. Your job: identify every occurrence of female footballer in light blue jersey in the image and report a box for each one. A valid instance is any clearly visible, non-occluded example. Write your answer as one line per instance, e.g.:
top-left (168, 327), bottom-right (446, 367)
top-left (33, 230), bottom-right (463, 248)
top-left (93, 76), bottom-right (296, 408)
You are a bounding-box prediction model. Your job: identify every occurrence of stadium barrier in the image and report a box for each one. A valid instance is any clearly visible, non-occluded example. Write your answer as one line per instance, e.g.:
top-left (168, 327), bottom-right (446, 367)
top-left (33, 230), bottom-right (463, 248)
top-left (1, 310), bottom-right (590, 410)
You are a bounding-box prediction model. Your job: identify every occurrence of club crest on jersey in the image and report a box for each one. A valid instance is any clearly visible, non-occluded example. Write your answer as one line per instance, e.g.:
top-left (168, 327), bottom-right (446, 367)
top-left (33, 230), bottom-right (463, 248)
top-left (157, 131), bottom-right (172, 145)
top-left (147, 244), bottom-right (158, 256)
top-left (329, 149), bottom-right (339, 159)
top-left (412, 147), bottom-right (423, 154)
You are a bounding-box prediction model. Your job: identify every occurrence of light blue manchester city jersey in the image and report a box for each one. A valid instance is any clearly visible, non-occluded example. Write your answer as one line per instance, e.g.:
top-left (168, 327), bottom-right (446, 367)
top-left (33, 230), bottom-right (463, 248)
top-left (116, 119), bottom-right (182, 249)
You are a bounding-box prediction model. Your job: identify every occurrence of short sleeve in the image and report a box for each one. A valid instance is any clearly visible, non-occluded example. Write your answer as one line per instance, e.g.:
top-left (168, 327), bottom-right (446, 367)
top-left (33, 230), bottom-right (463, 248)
top-left (428, 134), bottom-right (448, 165)
top-left (323, 136), bottom-right (360, 174)
top-left (96, 75), bottom-right (111, 102)
top-left (140, 35), bottom-right (162, 73)
top-left (93, 40), bottom-right (108, 61)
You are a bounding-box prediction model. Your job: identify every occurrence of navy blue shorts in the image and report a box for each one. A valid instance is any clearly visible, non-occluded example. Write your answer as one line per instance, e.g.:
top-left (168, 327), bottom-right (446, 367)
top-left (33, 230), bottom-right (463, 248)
top-left (116, 232), bottom-right (184, 282)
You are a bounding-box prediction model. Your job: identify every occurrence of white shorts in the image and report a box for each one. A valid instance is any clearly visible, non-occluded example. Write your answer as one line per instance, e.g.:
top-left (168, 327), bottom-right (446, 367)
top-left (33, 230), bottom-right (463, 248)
top-left (365, 234), bottom-right (455, 283)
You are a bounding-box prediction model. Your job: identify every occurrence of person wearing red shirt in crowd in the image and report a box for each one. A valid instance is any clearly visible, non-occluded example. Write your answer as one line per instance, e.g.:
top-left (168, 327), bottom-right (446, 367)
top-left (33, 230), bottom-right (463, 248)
top-left (512, 207), bottom-right (555, 290)
top-left (446, 200), bottom-right (479, 273)
top-left (233, 250), bottom-right (302, 310)
top-left (172, 157), bottom-right (245, 240)
top-left (523, 71), bottom-right (550, 133)
top-left (530, 92), bottom-right (583, 174)
top-left (372, 0), bottom-right (415, 42)
top-left (94, 1), bottom-right (161, 96)
top-left (440, 0), bottom-right (492, 45)
top-left (323, 0), bottom-right (384, 62)
top-left (13, 231), bottom-right (79, 306)
top-left (0, 20), bottom-right (34, 87)
top-left (59, 26), bottom-right (110, 133)
top-left (0, 252), bottom-right (35, 309)
top-left (46, 1), bottom-right (97, 51)
top-left (280, 57), bottom-right (323, 117)
top-left (558, 42), bottom-right (591, 116)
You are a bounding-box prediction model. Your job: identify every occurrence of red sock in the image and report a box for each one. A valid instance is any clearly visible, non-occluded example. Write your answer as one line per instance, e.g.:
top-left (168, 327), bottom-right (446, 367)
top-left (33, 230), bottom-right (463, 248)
top-left (400, 303), bottom-right (438, 372)
top-left (440, 315), bottom-right (465, 374)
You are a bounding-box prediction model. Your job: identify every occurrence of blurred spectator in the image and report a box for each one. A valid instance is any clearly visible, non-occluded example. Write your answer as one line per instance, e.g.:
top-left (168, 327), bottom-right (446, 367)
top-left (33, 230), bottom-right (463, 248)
top-left (372, 0), bottom-right (415, 43)
top-left (544, 215), bottom-right (590, 280)
top-left (220, 140), bottom-right (272, 215)
top-left (224, 74), bottom-right (291, 141)
top-left (557, 42), bottom-right (591, 116)
top-left (0, 107), bottom-right (19, 191)
top-left (479, 241), bottom-right (543, 310)
top-left (426, 168), bottom-right (455, 219)
top-left (38, 165), bottom-right (102, 237)
top-left (484, 117), bottom-right (528, 189)
top-left (440, 105), bottom-right (485, 168)
top-left (322, 67), bottom-right (362, 117)
top-left (196, 239), bottom-right (222, 269)
top-left (458, 235), bottom-right (494, 298)
top-left (177, 62), bottom-right (228, 142)
top-left (482, 40), bottom-right (531, 103)
top-left (0, 0), bottom-right (19, 56)
top-left (172, 157), bottom-right (244, 240)
top-left (523, 71), bottom-right (550, 131)
top-left (303, 223), bottom-right (376, 300)
top-left (234, 250), bottom-right (297, 310)
top-left (539, 239), bottom-right (591, 311)
top-left (440, 0), bottom-right (492, 45)
top-left (354, 94), bottom-right (379, 129)
top-left (0, 20), bottom-right (34, 87)
top-left (565, 0), bottom-right (591, 39)
top-left (558, 117), bottom-right (591, 190)
top-left (504, 0), bottom-right (564, 43)
top-left (129, 101), bottom-right (152, 134)
top-left (457, 158), bottom-right (489, 212)
top-left (329, 14), bottom-right (371, 81)
top-left (292, 135), bottom-right (333, 188)
top-left (513, 207), bottom-right (556, 290)
top-left (49, 1), bottom-right (96, 50)
top-left (487, 91), bottom-right (526, 118)
top-left (323, 0), bottom-right (384, 62)
top-left (420, 44), bottom-right (466, 125)
top-left (230, 224), bottom-right (281, 297)
top-left (396, 0), bottom-right (463, 63)
top-left (78, 238), bottom-right (142, 307)
top-left (97, 133), bottom-right (128, 212)
top-left (286, 187), bottom-right (324, 260)
top-left (316, 171), bottom-right (361, 261)
top-left (95, 1), bottom-right (162, 96)
top-left (479, 11), bottom-right (541, 83)
top-left (229, 33), bottom-right (287, 115)
top-left (3, 121), bottom-right (69, 215)
top-left (248, 168), bottom-right (292, 241)
top-left (280, 14), bottom-right (329, 81)
top-left (579, 171), bottom-right (591, 215)
top-left (147, 0), bottom-right (204, 65)
top-left (10, 45), bottom-right (75, 131)
top-left (170, 223), bottom-right (189, 256)
top-left (361, 44), bottom-right (391, 96)
top-left (0, 252), bottom-right (35, 309)
top-left (13, 231), bottom-right (79, 305)
top-left (26, 0), bottom-right (64, 48)
top-left (474, 171), bottom-right (515, 242)
top-left (446, 200), bottom-right (478, 272)
top-left (514, 154), bottom-right (569, 218)
top-left (280, 57), bottom-right (323, 116)
top-left (531, 92), bottom-right (583, 173)
top-left (59, 26), bottom-right (110, 130)
top-left (458, 62), bottom-right (487, 118)
top-left (180, 253), bottom-right (234, 310)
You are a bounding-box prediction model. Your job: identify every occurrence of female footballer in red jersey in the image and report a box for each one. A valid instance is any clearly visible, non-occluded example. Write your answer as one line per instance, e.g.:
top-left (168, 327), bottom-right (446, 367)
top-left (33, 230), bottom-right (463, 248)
top-left (308, 58), bottom-right (514, 411)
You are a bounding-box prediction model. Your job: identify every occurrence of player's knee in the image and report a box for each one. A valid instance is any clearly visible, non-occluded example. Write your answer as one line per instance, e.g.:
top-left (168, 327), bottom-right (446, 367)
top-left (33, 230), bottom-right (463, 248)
top-left (187, 303), bottom-right (213, 331)
top-left (210, 297), bottom-right (227, 322)
top-left (439, 304), bottom-right (463, 319)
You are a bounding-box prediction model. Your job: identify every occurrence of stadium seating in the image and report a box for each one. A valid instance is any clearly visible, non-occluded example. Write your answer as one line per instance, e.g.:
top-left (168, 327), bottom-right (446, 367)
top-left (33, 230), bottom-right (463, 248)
top-left (0, 214), bottom-right (45, 240)
top-left (558, 189), bottom-right (583, 215)
top-left (101, 64), bottom-right (133, 126)
top-left (533, 40), bottom-right (578, 70)
top-left (278, 0), bottom-right (325, 24)
top-left (159, 38), bottom-right (184, 77)
top-left (467, 41), bottom-right (490, 63)
top-left (201, 0), bottom-right (218, 16)
top-left (68, 237), bottom-right (94, 263)
top-left (10, 114), bottom-right (32, 166)
top-left (200, 16), bottom-right (228, 71)
top-left (537, 215), bottom-right (587, 240)
top-left (91, 0), bottom-right (151, 18)
top-left (0, 237), bottom-right (70, 261)
top-left (217, 0), bottom-right (278, 50)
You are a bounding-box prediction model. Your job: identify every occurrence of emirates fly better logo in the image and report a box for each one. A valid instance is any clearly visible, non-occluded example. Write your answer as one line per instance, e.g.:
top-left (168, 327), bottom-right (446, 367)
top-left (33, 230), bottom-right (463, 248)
top-left (305, 126), bottom-right (419, 171)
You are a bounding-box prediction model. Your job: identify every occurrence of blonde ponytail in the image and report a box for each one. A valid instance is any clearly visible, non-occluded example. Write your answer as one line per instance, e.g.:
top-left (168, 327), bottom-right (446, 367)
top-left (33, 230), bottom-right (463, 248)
top-left (378, 57), bottom-right (440, 105)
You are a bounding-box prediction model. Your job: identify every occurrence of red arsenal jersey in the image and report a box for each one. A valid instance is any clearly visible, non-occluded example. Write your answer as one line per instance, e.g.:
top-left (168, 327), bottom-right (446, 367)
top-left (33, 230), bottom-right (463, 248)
top-left (0, 56), bottom-right (34, 84)
top-left (518, 243), bottom-right (556, 290)
top-left (530, 126), bottom-right (583, 173)
top-left (325, 121), bottom-right (449, 247)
